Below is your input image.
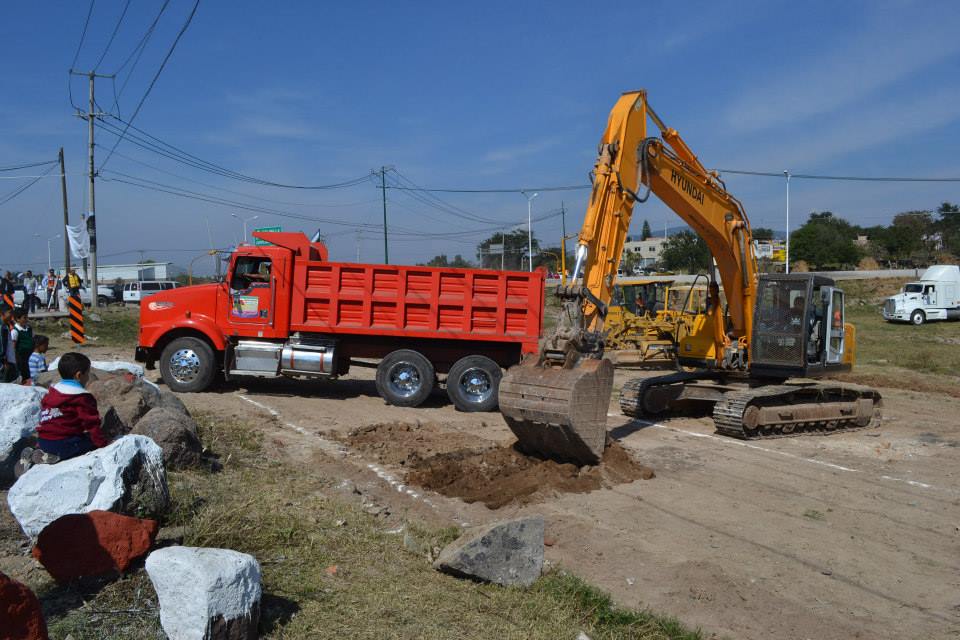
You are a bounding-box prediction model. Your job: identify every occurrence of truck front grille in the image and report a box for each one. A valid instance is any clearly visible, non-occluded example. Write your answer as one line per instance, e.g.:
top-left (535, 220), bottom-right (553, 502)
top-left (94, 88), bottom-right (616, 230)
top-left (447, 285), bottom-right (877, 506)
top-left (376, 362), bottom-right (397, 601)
top-left (884, 299), bottom-right (896, 316)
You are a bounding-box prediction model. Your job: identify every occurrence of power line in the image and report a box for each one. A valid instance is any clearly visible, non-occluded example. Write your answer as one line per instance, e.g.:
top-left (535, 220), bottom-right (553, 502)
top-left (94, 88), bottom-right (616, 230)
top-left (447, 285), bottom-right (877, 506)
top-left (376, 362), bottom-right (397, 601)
top-left (719, 169), bottom-right (960, 183)
top-left (69, 0), bottom-right (97, 110)
top-left (386, 183), bottom-right (591, 194)
top-left (96, 116), bottom-right (375, 189)
top-left (98, 0), bottom-right (201, 172)
top-left (93, 0), bottom-right (132, 71)
top-left (113, 0), bottom-right (172, 117)
top-left (0, 164), bottom-right (57, 207)
top-left (0, 160), bottom-right (57, 172)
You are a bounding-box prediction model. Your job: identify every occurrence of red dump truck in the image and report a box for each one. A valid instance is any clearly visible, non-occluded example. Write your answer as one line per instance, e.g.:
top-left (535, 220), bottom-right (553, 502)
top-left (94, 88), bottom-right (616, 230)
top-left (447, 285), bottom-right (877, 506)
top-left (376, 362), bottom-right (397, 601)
top-left (135, 232), bottom-right (544, 411)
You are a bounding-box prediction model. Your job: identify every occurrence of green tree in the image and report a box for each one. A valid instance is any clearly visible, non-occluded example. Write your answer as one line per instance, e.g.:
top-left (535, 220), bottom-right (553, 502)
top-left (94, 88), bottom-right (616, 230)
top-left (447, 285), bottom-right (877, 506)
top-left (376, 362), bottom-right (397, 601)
top-left (752, 227), bottom-right (775, 241)
top-left (641, 219), bottom-right (652, 240)
top-left (477, 230), bottom-right (539, 270)
top-left (660, 230), bottom-right (711, 273)
top-left (790, 212), bottom-right (861, 269)
top-left (937, 201), bottom-right (960, 256)
top-left (422, 254), bottom-right (473, 268)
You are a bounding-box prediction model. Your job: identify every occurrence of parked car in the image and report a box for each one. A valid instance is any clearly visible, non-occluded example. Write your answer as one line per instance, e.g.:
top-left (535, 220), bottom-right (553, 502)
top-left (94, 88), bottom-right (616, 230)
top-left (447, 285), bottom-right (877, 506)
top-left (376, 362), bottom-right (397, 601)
top-left (14, 284), bottom-right (115, 308)
top-left (123, 281), bottom-right (179, 305)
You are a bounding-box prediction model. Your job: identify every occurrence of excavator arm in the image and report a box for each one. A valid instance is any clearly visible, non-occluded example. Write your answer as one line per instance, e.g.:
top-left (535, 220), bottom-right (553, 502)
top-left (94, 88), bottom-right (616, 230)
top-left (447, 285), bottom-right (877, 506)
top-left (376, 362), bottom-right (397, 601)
top-left (499, 90), bottom-right (759, 465)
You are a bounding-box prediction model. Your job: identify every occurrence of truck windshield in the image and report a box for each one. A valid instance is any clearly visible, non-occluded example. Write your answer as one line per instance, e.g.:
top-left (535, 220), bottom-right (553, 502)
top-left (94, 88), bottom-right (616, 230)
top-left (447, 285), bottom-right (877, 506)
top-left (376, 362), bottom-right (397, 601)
top-left (904, 284), bottom-right (922, 293)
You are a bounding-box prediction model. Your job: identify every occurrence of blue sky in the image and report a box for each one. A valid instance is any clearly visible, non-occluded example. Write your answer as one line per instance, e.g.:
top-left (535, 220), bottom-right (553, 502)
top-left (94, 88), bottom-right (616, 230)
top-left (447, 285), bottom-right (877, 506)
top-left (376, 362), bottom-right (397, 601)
top-left (1, 0), bottom-right (958, 273)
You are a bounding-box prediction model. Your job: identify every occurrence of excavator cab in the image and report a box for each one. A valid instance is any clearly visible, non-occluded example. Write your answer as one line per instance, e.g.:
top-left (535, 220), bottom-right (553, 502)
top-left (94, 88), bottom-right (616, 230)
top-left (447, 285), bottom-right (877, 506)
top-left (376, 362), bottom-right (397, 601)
top-left (750, 274), bottom-right (851, 379)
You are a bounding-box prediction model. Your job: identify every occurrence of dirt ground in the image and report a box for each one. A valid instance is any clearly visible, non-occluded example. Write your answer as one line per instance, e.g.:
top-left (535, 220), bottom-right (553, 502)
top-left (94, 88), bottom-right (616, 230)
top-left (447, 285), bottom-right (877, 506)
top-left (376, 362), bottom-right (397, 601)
top-left (11, 344), bottom-right (960, 639)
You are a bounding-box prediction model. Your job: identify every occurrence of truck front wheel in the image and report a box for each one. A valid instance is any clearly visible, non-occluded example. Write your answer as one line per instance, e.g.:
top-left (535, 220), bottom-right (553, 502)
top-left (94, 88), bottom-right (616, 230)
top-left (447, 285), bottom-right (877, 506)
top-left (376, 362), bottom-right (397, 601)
top-left (446, 355), bottom-right (502, 412)
top-left (910, 310), bottom-right (926, 325)
top-left (160, 337), bottom-right (216, 392)
top-left (376, 349), bottom-right (435, 407)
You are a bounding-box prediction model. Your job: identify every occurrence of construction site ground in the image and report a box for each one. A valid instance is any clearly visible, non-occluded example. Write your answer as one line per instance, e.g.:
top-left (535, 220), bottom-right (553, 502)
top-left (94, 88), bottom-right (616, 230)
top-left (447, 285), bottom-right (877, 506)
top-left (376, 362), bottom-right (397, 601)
top-left (44, 337), bottom-right (957, 640)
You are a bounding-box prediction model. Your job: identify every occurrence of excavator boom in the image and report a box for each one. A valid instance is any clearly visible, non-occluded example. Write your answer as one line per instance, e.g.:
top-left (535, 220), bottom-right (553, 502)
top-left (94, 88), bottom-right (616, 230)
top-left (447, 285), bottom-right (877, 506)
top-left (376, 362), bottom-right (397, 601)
top-left (498, 91), bottom-right (653, 464)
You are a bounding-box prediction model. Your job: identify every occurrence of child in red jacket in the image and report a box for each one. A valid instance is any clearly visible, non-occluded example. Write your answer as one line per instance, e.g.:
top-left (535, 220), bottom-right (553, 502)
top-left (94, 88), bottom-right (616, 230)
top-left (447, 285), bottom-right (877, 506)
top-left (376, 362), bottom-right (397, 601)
top-left (36, 352), bottom-right (109, 460)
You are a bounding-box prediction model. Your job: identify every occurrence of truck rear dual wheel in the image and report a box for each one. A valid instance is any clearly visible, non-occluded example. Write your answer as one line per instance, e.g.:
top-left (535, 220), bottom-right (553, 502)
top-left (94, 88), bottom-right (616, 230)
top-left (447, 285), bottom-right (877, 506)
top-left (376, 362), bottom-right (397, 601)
top-left (160, 336), bottom-right (216, 393)
top-left (446, 355), bottom-right (502, 412)
top-left (376, 349), bottom-right (436, 407)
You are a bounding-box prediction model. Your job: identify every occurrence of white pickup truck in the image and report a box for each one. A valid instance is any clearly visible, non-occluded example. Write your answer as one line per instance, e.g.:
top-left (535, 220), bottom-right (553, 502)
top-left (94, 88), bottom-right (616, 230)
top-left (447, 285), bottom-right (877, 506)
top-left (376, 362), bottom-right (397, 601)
top-left (882, 265), bottom-right (960, 325)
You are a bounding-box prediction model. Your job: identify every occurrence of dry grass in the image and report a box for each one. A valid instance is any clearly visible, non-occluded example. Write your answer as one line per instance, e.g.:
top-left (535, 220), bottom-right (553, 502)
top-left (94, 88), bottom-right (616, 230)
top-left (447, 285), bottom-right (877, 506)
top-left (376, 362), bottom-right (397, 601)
top-left (41, 411), bottom-right (702, 640)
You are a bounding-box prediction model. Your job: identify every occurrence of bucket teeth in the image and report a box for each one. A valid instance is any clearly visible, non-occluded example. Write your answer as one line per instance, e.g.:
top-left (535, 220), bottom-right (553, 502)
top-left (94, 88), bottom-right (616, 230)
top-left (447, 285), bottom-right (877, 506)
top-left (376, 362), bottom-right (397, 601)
top-left (498, 357), bottom-right (614, 465)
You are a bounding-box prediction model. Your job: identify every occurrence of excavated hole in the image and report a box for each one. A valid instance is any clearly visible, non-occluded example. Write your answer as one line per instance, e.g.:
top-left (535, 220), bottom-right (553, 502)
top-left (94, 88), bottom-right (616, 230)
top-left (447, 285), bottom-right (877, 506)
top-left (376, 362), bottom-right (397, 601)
top-left (343, 421), bottom-right (654, 509)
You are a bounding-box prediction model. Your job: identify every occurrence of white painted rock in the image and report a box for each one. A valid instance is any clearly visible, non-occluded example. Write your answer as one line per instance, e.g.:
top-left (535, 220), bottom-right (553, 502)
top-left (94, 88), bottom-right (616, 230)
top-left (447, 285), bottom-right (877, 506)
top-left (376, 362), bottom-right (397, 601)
top-left (48, 358), bottom-right (145, 378)
top-left (7, 435), bottom-right (169, 539)
top-left (146, 546), bottom-right (262, 640)
top-left (0, 384), bottom-right (47, 480)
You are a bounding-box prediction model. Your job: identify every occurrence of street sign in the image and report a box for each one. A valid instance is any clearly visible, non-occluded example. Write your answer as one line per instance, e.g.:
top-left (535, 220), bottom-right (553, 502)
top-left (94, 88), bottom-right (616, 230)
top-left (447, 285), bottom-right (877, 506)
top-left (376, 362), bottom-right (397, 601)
top-left (253, 226), bottom-right (281, 246)
top-left (488, 243), bottom-right (504, 254)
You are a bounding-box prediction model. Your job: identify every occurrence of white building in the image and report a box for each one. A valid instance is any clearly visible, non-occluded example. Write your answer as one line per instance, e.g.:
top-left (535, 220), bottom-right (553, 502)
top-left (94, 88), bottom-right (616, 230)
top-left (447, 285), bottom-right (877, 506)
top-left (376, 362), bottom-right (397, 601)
top-left (56, 262), bottom-right (184, 284)
top-left (622, 237), bottom-right (667, 268)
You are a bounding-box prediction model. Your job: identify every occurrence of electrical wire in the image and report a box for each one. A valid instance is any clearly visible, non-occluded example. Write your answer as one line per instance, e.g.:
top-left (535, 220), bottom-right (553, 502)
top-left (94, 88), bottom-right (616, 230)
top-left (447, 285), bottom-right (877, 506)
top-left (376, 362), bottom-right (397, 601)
top-left (99, 0), bottom-right (201, 172)
top-left (69, 0), bottom-right (97, 110)
top-left (0, 160), bottom-right (57, 172)
top-left (719, 169), bottom-right (960, 182)
top-left (96, 116), bottom-right (374, 189)
top-left (0, 164), bottom-right (57, 207)
top-left (93, 0), bottom-right (132, 71)
top-left (113, 0), bottom-right (172, 116)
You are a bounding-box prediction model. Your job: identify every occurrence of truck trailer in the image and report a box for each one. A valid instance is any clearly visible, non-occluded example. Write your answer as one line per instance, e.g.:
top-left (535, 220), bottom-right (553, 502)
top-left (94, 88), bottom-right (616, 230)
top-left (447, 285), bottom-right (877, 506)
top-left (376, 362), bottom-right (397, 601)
top-left (135, 232), bottom-right (544, 411)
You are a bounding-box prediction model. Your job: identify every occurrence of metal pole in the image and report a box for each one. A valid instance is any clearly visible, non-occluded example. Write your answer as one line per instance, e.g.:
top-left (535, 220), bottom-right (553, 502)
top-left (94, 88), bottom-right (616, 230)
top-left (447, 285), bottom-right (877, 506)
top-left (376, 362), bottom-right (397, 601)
top-left (381, 166), bottom-right (389, 264)
top-left (784, 170), bottom-right (790, 274)
top-left (59, 148), bottom-right (70, 273)
top-left (522, 191), bottom-right (538, 272)
top-left (500, 230), bottom-right (505, 271)
top-left (88, 73), bottom-right (99, 306)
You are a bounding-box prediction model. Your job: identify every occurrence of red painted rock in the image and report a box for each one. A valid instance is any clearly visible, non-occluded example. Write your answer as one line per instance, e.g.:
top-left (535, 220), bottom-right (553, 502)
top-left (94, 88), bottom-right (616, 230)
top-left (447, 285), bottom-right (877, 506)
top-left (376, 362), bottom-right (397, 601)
top-left (0, 571), bottom-right (48, 639)
top-left (32, 511), bottom-right (159, 584)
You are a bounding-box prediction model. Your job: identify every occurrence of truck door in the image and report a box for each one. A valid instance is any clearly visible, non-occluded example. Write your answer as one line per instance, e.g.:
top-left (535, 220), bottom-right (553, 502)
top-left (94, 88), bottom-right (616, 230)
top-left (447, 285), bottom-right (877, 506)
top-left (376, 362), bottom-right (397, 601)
top-left (823, 287), bottom-right (845, 364)
top-left (227, 254), bottom-right (289, 337)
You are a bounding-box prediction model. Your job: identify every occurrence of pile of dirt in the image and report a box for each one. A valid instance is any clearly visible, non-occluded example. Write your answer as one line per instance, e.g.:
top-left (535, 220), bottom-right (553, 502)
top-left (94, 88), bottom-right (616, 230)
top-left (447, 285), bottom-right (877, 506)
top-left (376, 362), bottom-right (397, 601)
top-left (407, 442), bottom-right (654, 508)
top-left (342, 421), bottom-right (489, 467)
top-left (344, 421), bottom-right (655, 509)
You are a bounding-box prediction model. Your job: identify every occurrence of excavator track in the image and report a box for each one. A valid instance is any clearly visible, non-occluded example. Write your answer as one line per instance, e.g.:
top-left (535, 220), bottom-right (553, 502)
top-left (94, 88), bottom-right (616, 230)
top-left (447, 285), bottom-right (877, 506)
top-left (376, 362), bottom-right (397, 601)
top-left (621, 375), bottom-right (882, 439)
top-left (619, 371), bottom-right (705, 418)
top-left (712, 383), bottom-right (882, 440)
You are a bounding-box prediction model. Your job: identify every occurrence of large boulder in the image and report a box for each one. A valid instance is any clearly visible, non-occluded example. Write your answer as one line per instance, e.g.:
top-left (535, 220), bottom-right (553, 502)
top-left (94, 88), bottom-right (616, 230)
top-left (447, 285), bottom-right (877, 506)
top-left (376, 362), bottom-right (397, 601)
top-left (0, 571), bottom-right (48, 639)
top-left (433, 516), bottom-right (544, 587)
top-left (32, 511), bottom-right (159, 584)
top-left (146, 547), bottom-right (262, 640)
top-left (47, 358), bottom-right (145, 379)
top-left (0, 384), bottom-right (47, 481)
top-left (7, 435), bottom-right (169, 539)
top-left (86, 374), bottom-right (151, 435)
top-left (133, 407), bottom-right (202, 469)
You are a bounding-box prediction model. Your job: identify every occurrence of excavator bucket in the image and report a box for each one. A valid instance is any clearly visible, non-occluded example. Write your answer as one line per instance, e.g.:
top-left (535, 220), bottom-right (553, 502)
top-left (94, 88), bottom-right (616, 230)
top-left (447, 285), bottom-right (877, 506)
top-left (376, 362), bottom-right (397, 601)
top-left (498, 357), bottom-right (614, 465)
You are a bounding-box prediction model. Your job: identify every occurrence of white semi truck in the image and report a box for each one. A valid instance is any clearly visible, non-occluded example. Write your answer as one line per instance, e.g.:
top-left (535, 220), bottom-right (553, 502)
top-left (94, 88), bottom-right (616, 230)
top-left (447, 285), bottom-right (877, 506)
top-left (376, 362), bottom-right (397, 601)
top-left (882, 265), bottom-right (960, 325)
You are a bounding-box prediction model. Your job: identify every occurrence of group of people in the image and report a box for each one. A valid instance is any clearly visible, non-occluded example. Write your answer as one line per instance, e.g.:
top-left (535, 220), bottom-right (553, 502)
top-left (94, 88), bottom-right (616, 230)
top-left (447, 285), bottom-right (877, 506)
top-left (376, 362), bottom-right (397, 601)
top-left (0, 268), bottom-right (85, 313)
top-left (1, 304), bottom-right (50, 384)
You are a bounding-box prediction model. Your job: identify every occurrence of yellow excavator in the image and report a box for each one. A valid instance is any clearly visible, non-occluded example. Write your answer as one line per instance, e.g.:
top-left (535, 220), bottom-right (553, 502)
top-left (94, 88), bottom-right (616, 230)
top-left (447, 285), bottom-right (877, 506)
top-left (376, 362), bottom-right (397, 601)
top-left (498, 90), bottom-right (881, 465)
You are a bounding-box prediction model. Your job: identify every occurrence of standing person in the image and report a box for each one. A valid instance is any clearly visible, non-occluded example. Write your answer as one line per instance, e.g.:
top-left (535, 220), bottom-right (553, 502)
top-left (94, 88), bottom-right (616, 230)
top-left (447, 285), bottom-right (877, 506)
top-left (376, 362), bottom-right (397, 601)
top-left (65, 267), bottom-right (84, 300)
top-left (11, 308), bottom-right (34, 384)
top-left (0, 271), bottom-right (14, 311)
top-left (28, 334), bottom-right (49, 383)
top-left (1, 304), bottom-right (17, 382)
top-left (22, 271), bottom-right (38, 313)
top-left (43, 269), bottom-right (58, 310)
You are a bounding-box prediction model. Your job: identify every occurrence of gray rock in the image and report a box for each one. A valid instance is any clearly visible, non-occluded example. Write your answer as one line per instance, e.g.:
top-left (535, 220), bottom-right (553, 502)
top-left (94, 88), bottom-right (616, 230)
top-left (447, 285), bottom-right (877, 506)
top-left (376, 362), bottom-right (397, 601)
top-left (7, 435), bottom-right (169, 539)
top-left (133, 407), bottom-right (202, 469)
top-left (157, 389), bottom-right (189, 416)
top-left (146, 546), bottom-right (262, 640)
top-left (433, 516), bottom-right (544, 587)
top-left (86, 374), bottom-right (150, 433)
top-left (0, 384), bottom-right (46, 481)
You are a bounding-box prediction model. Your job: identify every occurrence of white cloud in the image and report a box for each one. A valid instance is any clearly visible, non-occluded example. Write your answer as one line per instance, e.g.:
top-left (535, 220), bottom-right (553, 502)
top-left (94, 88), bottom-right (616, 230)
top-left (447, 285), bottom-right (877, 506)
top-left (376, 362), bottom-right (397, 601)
top-left (724, 3), bottom-right (960, 131)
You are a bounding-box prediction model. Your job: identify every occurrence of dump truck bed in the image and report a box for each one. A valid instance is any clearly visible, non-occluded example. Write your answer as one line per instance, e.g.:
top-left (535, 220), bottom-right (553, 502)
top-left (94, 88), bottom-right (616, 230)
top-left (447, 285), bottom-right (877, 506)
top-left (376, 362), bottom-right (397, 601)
top-left (287, 261), bottom-right (543, 353)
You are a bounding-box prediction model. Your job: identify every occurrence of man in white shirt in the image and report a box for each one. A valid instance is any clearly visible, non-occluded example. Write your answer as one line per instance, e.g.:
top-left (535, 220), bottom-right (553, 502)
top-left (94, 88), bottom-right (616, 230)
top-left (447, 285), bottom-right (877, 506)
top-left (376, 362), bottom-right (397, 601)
top-left (22, 271), bottom-right (38, 313)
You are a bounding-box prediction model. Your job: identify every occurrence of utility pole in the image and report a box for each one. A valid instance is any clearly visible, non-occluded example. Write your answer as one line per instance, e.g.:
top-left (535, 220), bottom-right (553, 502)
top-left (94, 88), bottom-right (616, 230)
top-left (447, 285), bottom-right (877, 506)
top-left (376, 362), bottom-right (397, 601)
top-left (355, 230), bottom-right (361, 262)
top-left (58, 148), bottom-right (70, 274)
top-left (784, 170), bottom-right (791, 274)
top-left (379, 166), bottom-right (392, 264)
top-left (72, 70), bottom-right (112, 307)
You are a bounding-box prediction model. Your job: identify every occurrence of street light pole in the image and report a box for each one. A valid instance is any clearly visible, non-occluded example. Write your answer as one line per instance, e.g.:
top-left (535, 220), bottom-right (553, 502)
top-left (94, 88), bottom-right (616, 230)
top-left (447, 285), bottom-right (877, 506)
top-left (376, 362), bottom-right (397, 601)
top-left (231, 213), bottom-right (259, 243)
top-left (34, 234), bottom-right (62, 273)
top-left (522, 191), bottom-right (538, 272)
top-left (783, 170), bottom-right (791, 274)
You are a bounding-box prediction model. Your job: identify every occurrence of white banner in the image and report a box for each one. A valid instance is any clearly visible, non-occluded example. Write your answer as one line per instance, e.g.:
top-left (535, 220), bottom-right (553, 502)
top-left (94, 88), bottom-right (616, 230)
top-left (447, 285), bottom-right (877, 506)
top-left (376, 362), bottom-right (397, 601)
top-left (66, 223), bottom-right (90, 259)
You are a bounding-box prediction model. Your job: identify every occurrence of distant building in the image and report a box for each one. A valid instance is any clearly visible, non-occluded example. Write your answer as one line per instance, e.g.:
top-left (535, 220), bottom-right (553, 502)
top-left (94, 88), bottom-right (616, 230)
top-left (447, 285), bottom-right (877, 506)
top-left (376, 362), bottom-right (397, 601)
top-left (622, 237), bottom-right (667, 268)
top-left (855, 235), bottom-right (870, 247)
top-left (57, 262), bottom-right (184, 284)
